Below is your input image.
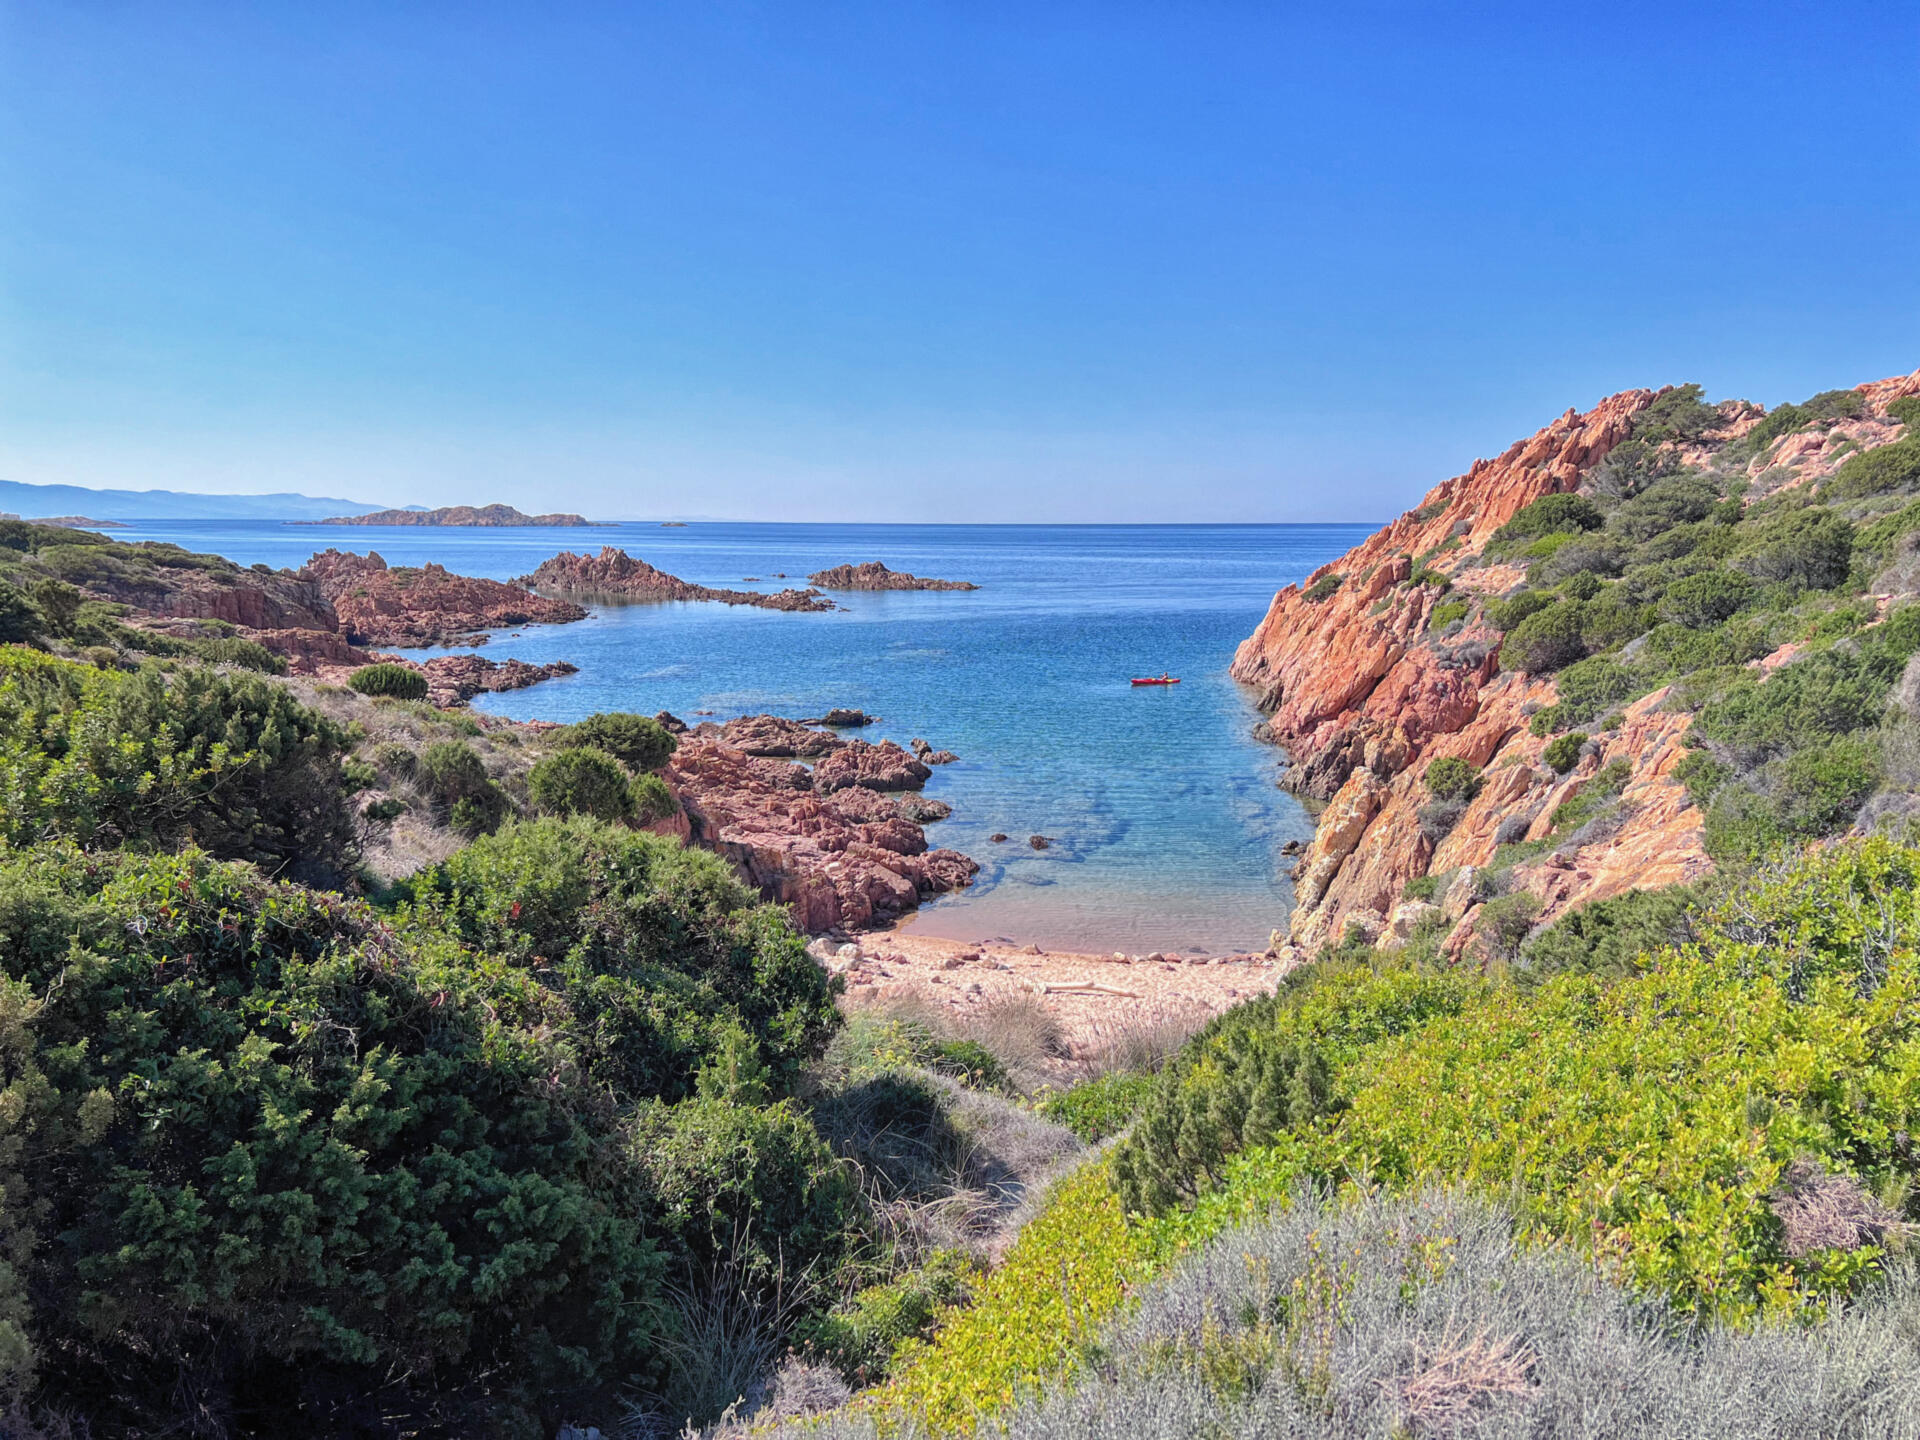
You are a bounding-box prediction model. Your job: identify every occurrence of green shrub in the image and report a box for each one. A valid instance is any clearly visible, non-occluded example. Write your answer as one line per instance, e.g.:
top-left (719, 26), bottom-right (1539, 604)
top-left (362, 795), bottom-right (407, 822)
top-left (795, 1249), bottom-right (977, 1384)
top-left (195, 635), bottom-right (287, 674)
top-left (628, 1095), bottom-right (859, 1290)
top-left (1706, 736), bottom-right (1883, 860)
top-left (1486, 588), bottom-right (1554, 632)
top-left (1731, 506), bottom-right (1855, 589)
top-left (1553, 654), bottom-right (1640, 721)
top-left (1423, 755), bottom-right (1481, 802)
top-left (1517, 884), bottom-right (1699, 986)
top-left (346, 662), bottom-right (428, 700)
top-left (1661, 569), bottom-right (1754, 628)
top-left (1673, 749), bottom-right (1730, 806)
top-left (0, 647), bottom-right (354, 874)
top-left (1402, 873), bottom-right (1440, 901)
top-left (631, 771), bottom-right (679, 823)
top-left (419, 739), bottom-right (509, 835)
top-left (0, 580), bottom-right (42, 643)
top-left (1494, 494), bottom-right (1604, 542)
top-left (1302, 573), bottom-right (1342, 603)
top-left (529, 745), bottom-right (636, 822)
top-left (400, 817), bottom-right (838, 1102)
top-left (1501, 599), bottom-right (1588, 672)
top-left (0, 844), bottom-right (665, 1431)
top-left (562, 711), bottom-right (678, 772)
top-left (1528, 704), bottom-right (1564, 736)
top-left (1640, 618), bottom-right (1776, 680)
top-left (1427, 599), bottom-right (1469, 632)
top-left (1890, 395), bottom-right (1920, 428)
top-left (1631, 382), bottom-right (1721, 445)
top-left (1040, 1071), bottom-right (1156, 1143)
top-left (1610, 476), bottom-right (1720, 543)
top-left (1543, 731), bottom-right (1588, 773)
top-left (1824, 436), bottom-right (1920, 501)
top-left (1476, 890), bottom-right (1542, 961)
top-left (371, 740), bottom-right (417, 779)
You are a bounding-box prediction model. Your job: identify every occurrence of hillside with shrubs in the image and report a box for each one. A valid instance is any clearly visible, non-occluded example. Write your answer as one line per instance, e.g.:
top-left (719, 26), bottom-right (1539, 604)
top-left (6, 375), bottom-right (1920, 1439)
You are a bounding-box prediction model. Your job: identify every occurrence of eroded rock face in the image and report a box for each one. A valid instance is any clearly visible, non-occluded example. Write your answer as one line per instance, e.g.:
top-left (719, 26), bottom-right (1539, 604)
top-left (813, 740), bottom-right (933, 794)
top-left (718, 715), bottom-right (847, 758)
top-left (305, 550), bottom-right (587, 647)
top-left (1232, 386), bottom-right (1706, 952)
top-left (807, 561), bottom-right (978, 591)
top-left (665, 737), bottom-right (975, 932)
top-left (85, 565), bottom-right (336, 633)
top-left (519, 547), bottom-right (836, 612)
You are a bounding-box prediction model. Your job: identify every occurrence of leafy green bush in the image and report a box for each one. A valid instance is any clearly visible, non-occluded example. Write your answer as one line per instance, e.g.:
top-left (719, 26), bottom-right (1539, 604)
top-left (1040, 1071), bottom-right (1157, 1143)
top-left (1422, 755), bottom-right (1481, 802)
top-left (0, 647), bottom-right (354, 874)
top-left (1553, 654), bottom-right (1639, 721)
top-left (1705, 736), bottom-right (1883, 860)
top-left (0, 844), bottom-right (666, 1432)
top-left (1824, 436), bottom-right (1920, 501)
top-left (1890, 395), bottom-right (1920, 428)
top-left (562, 711), bottom-right (678, 772)
top-left (1528, 704), bottom-right (1564, 736)
top-left (346, 662), bottom-right (428, 700)
top-left (1746, 388), bottom-right (1865, 452)
top-left (795, 1249), bottom-right (977, 1384)
top-left (1302, 573), bottom-right (1342, 603)
top-left (1631, 382), bottom-right (1721, 445)
top-left (1661, 569), bottom-right (1754, 628)
top-left (1543, 731), bottom-right (1588, 772)
top-left (632, 771), bottom-right (679, 823)
top-left (1610, 475), bottom-right (1720, 543)
top-left (529, 745), bottom-right (636, 821)
top-left (1486, 588), bottom-right (1554, 632)
top-left (1494, 494), bottom-right (1603, 542)
top-left (1502, 599), bottom-right (1588, 672)
top-left (1588, 436), bottom-right (1682, 500)
top-left (1517, 883), bottom-right (1698, 986)
top-left (1673, 749), bottom-right (1730, 806)
top-left (1426, 598), bottom-right (1469, 632)
top-left (401, 817), bottom-right (839, 1102)
top-left (419, 739), bottom-right (509, 835)
top-left (195, 635), bottom-right (288, 674)
top-left (1640, 618), bottom-right (1776, 680)
top-left (1731, 506), bottom-right (1855, 589)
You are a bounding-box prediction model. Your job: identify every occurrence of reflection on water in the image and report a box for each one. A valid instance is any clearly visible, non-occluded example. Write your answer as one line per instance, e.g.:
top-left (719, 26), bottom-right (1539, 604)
top-left (110, 520), bottom-right (1371, 953)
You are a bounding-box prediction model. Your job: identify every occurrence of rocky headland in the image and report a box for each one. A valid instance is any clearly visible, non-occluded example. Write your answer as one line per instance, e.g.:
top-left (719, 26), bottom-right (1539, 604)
top-left (661, 714), bottom-right (978, 932)
top-left (305, 548), bottom-right (589, 646)
top-left (301, 504), bottom-right (595, 526)
top-left (521, 546), bottom-right (837, 611)
top-left (807, 561), bottom-right (978, 591)
top-left (1237, 369), bottom-right (1920, 960)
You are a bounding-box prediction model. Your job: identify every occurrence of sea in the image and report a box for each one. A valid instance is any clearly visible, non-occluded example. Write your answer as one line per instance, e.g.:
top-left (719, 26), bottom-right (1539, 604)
top-left (109, 520), bottom-right (1370, 954)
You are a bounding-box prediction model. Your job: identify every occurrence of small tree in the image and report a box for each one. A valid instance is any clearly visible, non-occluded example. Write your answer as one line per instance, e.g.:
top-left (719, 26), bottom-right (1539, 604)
top-left (530, 746), bottom-right (636, 822)
top-left (1425, 756), bottom-right (1483, 802)
top-left (348, 663), bottom-right (428, 701)
top-left (562, 711), bottom-right (678, 772)
top-left (1543, 732), bottom-right (1588, 773)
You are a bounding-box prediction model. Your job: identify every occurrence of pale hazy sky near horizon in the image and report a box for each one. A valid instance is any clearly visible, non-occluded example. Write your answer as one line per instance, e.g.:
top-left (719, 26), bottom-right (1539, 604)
top-left (1, 3), bottom-right (1915, 523)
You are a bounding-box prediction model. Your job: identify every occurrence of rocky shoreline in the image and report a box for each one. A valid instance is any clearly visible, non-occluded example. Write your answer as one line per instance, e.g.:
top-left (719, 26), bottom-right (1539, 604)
top-left (807, 560), bottom-right (978, 591)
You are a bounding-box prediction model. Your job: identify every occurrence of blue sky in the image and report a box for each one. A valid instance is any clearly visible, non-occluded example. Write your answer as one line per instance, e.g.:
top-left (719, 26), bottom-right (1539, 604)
top-left (1, 3), bottom-right (1914, 522)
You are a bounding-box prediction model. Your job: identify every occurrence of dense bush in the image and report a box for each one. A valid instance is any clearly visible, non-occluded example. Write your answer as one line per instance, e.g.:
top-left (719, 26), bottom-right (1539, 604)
top-left (1421, 755), bottom-right (1481, 802)
top-left (632, 771), bottom-right (680, 823)
top-left (1040, 1071), bottom-right (1157, 1143)
top-left (1731, 506), bottom-right (1855, 589)
top-left (1661, 568), bottom-right (1754, 627)
top-left (1746, 387), bottom-right (1865, 452)
top-left (1517, 883), bottom-right (1698, 985)
top-left (1493, 493), bottom-right (1603, 542)
top-left (1484, 587), bottom-right (1553, 632)
top-left (1825, 436), bottom-right (1920, 502)
top-left (1705, 736), bottom-right (1884, 860)
top-left (529, 745), bottom-right (636, 821)
top-left (1553, 653), bottom-right (1639, 721)
top-left (794, 1249), bottom-right (976, 1384)
top-left (401, 817), bottom-right (839, 1102)
top-left (194, 634), bottom-right (288, 673)
top-left (0, 844), bottom-right (666, 1433)
top-left (1609, 475), bottom-right (1721, 542)
top-left (0, 646), bottom-right (354, 874)
top-left (562, 711), bottom-right (678, 773)
top-left (346, 661), bottom-right (429, 700)
top-left (1588, 436), bottom-right (1682, 500)
top-left (1302, 573), bottom-right (1342, 603)
top-left (1631, 382), bottom-right (1721, 445)
top-left (420, 738), bottom-right (510, 835)
top-left (1501, 598), bottom-right (1588, 672)
top-left (1543, 731), bottom-right (1588, 772)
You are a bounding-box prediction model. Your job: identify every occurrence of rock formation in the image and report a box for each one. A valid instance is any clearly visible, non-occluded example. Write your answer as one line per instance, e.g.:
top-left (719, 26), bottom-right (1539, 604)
top-left (807, 561), bottom-right (978, 591)
top-left (304, 549), bottom-right (588, 647)
top-left (302, 504), bottom-right (594, 526)
top-left (415, 655), bottom-right (579, 707)
top-left (520, 547), bottom-right (837, 612)
top-left (665, 736), bottom-right (976, 932)
top-left (1237, 372), bottom-right (1920, 956)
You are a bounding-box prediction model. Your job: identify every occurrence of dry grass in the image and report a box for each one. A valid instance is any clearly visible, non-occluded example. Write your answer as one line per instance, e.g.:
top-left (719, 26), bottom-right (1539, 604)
top-left (1770, 1158), bottom-right (1913, 1259)
top-left (1390, 1331), bottom-right (1535, 1434)
top-left (1074, 998), bottom-right (1212, 1079)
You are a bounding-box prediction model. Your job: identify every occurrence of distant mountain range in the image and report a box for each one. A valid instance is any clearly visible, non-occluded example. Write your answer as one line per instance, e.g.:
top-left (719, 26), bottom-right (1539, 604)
top-left (0, 478), bottom-right (390, 522)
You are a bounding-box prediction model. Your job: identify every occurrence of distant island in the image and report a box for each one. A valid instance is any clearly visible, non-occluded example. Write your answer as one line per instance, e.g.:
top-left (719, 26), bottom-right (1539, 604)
top-left (808, 560), bottom-right (978, 591)
top-left (0, 477), bottom-right (385, 522)
top-left (299, 504), bottom-right (597, 527)
top-left (522, 546), bottom-right (837, 611)
top-left (0, 513), bottom-right (127, 529)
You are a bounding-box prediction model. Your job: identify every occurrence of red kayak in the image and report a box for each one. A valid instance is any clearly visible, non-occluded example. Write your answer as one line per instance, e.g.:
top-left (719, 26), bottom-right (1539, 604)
top-left (1131, 674), bottom-right (1181, 686)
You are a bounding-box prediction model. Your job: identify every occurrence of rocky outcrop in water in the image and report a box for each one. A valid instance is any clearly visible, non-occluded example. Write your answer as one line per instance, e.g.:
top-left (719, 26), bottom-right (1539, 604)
top-left (417, 655), bottom-right (580, 706)
top-left (520, 547), bottom-right (837, 611)
top-left (665, 736), bottom-right (976, 932)
top-left (304, 549), bottom-right (588, 647)
top-left (303, 504), bottom-right (594, 526)
top-left (807, 561), bottom-right (978, 591)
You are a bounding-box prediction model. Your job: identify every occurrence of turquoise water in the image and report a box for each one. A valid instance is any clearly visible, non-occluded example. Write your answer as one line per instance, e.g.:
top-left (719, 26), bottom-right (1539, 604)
top-left (111, 521), bottom-right (1368, 953)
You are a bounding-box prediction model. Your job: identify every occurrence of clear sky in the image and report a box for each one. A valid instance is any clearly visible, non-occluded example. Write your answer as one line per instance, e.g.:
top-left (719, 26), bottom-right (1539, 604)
top-left (1, 3), bottom-right (1914, 522)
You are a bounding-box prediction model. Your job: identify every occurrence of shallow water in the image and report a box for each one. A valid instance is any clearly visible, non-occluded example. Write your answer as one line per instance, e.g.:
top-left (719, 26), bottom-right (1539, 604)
top-left (112, 520), bottom-right (1368, 952)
